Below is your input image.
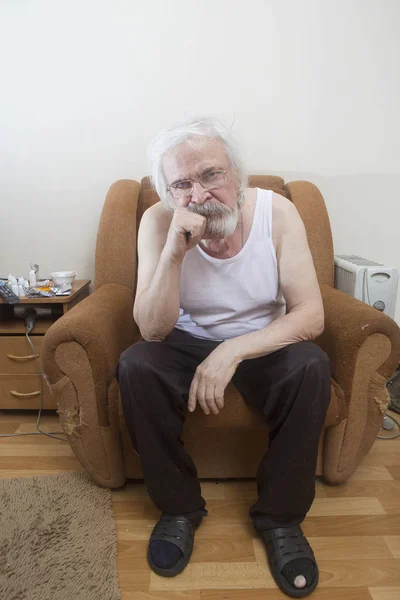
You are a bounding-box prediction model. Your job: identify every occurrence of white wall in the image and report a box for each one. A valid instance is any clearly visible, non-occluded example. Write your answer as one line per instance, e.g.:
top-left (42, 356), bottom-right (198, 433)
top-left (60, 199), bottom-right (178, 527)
top-left (1, 0), bottom-right (399, 323)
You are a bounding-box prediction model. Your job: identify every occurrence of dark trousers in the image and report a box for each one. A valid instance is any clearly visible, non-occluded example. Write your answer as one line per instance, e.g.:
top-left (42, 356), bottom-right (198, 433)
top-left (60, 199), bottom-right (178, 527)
top-left (115, 328), bottom-right (331, 532)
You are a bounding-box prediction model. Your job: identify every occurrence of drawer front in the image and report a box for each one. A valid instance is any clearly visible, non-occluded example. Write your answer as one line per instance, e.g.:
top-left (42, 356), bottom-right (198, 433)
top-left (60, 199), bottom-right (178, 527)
top-left (0, 336), bottom-right (44, 374)
top-left (0, 374), bottom-right (57, 409)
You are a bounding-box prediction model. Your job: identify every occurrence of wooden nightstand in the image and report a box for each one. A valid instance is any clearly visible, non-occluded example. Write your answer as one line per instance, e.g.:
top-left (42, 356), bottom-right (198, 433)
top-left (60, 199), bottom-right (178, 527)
top-left (0, 279), bottom-right (90, 410)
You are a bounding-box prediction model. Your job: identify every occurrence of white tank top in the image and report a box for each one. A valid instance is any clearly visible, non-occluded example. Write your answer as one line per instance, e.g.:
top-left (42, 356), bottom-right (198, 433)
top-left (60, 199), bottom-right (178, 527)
top-left (175, 188), bottom-right (286, 341)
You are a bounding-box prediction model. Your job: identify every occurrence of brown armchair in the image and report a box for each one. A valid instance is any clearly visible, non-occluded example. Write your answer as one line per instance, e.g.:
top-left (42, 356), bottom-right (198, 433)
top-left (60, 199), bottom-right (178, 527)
top-left (42, 176), bottom-right (400, 489)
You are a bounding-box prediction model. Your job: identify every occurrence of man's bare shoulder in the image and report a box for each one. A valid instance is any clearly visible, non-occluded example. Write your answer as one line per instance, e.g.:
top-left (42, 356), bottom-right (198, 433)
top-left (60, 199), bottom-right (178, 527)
top-left (271, 191), bottom-right (295, 219)
top-left (271, 191), bottom-right (298, 248)
top-left (140, 201), bottom-right (174, 236)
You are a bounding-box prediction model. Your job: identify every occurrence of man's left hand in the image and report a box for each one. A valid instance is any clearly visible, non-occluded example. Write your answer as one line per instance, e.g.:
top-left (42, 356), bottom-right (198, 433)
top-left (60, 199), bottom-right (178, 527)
top-left (188, 342), bottom-right (241, 415)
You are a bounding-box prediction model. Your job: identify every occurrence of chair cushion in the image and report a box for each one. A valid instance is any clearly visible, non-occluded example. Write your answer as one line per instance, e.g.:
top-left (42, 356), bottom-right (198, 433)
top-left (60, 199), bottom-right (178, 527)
top-left (118, 376), bottom-right (345, 480)
top-left (137, 176), bottom-right (160, 230)
top-left (181, 378), bottom-right (344, 431)
top-left (248, 175), bottom-right (289, 198)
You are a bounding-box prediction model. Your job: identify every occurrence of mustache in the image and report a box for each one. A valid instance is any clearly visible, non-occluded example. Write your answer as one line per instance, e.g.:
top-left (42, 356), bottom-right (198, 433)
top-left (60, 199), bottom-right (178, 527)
top-left (186, 200), bottom-right (235, 218)
top-left (186, 200), bottom-right (239, 238)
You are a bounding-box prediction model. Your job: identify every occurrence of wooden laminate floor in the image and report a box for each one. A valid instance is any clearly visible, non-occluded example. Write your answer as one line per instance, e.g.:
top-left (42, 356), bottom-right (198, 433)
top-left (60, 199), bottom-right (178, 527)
top-left (1, 409), bottom-right (400, 600)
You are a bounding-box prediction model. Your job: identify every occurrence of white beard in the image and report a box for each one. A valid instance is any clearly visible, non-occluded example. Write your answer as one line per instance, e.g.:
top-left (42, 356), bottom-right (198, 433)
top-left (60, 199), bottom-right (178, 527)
top-left (186, 200), bottom-right (239, 239)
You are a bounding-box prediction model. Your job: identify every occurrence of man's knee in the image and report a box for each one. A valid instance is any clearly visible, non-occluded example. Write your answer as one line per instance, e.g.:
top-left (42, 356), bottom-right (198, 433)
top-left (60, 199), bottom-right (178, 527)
top-left (287, 341), bottom-right (331, 378)
top-left (116, 340), bottom-right (162, 381)
top-left (288, 342), bottom-right (332, 409)
top-left (288, 342), bottom-right (331, 402)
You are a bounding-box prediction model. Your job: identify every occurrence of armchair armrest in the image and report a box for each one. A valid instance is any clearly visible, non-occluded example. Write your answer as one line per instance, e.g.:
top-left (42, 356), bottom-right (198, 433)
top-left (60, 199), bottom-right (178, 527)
top-left (318, 283), bottom-right (400, 392)
top-left (317, 283), bottom-right (400, 482)
top-left (43, 283), bottom-right (137, 421)
top-left (42, 283), bottom-right (137, 487)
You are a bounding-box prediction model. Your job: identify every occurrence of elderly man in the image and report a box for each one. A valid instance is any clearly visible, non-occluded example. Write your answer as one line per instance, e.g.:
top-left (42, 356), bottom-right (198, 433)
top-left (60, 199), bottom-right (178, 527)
top-left (116, 117), bottom-right (331, 598)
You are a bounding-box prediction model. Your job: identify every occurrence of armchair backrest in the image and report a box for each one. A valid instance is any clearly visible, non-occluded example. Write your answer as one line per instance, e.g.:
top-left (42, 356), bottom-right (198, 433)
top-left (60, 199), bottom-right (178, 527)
top-left (94, 176), bottom-right (334, 291)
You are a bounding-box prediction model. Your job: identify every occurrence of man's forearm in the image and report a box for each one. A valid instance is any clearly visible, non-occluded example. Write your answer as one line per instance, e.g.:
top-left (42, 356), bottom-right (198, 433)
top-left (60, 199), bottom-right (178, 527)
top-left (225, 307), bottom-right (324, 363)
top-left (134, 248), bottom-right (181, 341)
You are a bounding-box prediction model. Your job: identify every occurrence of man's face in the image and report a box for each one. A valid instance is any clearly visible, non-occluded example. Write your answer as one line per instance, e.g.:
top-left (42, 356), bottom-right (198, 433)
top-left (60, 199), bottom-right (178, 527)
top-left (163, 137), bottom-right (240, 238)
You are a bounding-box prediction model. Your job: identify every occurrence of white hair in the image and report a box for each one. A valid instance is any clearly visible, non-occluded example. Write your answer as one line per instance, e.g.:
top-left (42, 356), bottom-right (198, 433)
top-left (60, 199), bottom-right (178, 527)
top-left (148, 116), bottom-right (248, 207)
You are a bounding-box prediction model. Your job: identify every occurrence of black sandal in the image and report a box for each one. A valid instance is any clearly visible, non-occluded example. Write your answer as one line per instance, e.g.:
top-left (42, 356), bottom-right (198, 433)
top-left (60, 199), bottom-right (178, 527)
top-left (259, 526), bottom-right (319, 598)
top-left (147, 515), bottom-right (195, 577)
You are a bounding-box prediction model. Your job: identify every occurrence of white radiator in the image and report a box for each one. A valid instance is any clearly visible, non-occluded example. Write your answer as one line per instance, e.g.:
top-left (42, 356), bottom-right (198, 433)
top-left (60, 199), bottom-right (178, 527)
top-left (334, 254), bottom-right (399, 319)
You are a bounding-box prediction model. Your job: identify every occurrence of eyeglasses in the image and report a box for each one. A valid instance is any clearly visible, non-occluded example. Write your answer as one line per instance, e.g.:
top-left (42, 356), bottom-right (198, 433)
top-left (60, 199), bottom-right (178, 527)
top-left (166, 168), bottom-right (229, 199)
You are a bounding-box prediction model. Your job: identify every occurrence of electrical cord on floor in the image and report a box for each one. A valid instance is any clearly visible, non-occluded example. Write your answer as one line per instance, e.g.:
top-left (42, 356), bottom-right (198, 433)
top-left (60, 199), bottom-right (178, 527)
top-left (377, 412), bottom-right (400, 440)
top-left (0, 311), bottom-right (68, 442)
